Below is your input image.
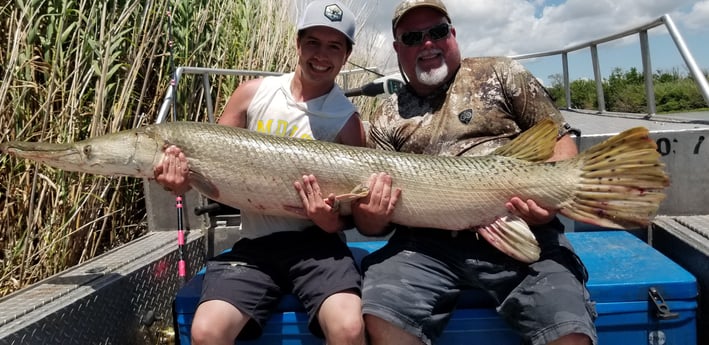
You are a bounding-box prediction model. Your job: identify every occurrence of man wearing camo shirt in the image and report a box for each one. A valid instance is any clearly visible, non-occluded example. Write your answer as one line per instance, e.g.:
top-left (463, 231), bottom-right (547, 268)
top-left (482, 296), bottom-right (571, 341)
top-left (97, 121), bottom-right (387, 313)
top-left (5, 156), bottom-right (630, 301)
top-left (350, 0), bottom-right (598, 344)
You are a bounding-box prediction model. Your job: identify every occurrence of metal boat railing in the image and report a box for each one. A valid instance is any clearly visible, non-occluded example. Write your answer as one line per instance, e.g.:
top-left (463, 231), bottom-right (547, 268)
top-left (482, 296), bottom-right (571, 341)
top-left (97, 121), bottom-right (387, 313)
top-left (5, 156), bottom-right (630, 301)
top-left (157, 15), bottom-right (707, 123)
top-left (510, 14), bottom-right (709, 117)
top-left (155, 67), bottom-right (376, 124)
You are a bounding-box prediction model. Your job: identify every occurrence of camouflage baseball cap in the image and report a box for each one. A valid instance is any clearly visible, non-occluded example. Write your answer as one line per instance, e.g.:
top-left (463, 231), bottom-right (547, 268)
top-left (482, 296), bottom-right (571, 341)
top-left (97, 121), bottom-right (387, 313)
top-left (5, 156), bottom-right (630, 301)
top-left (297, 0), bottom-right (356, 44)
top-left (392, 0), bottom-right (451, 35)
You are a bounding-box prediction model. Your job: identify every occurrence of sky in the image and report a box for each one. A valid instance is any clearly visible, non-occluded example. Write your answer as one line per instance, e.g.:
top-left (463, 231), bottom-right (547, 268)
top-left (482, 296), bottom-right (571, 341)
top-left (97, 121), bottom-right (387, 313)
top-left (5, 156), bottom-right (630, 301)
top-left (331, 0), bottom-right (709, 86)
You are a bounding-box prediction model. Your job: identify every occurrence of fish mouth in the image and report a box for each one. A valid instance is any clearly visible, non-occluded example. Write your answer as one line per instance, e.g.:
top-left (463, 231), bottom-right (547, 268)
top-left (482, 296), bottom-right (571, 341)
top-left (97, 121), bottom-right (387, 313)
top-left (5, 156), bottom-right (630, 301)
top-left (1, 141), bottom-right (80, 162)
top-left (0, 142), bottom-right (11, 154)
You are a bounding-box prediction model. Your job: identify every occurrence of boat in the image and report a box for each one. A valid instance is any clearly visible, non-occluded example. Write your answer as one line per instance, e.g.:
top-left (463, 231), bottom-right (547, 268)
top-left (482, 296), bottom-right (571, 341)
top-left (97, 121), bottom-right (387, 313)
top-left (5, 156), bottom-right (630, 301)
top-left (0, 13), bottom-right (707, 345)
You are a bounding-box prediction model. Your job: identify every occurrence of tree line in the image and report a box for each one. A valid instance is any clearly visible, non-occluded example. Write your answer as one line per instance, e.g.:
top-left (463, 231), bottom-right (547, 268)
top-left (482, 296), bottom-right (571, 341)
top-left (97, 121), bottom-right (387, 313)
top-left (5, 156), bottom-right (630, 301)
top-left (546, 67), bottom-right (709, 113)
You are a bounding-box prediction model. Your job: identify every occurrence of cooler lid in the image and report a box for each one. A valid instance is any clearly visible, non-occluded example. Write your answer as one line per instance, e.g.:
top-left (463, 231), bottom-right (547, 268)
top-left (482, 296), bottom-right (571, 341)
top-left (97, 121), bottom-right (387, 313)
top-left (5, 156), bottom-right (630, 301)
top-left (568, 231), bottom-right (697, 302)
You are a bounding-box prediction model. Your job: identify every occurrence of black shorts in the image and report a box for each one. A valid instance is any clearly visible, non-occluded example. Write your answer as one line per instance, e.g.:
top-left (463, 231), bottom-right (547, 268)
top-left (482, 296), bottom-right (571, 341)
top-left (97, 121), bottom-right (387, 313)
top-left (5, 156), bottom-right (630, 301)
top-left (361, 220), bottom-right (598, 345)
top-left (199, 227), bottom-right (361, 339)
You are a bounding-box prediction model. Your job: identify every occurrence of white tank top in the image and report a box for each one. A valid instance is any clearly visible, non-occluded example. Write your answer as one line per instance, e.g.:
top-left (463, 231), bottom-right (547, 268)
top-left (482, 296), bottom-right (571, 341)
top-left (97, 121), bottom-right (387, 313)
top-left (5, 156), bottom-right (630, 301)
top-left (239, 73), bottom-right (356, 238)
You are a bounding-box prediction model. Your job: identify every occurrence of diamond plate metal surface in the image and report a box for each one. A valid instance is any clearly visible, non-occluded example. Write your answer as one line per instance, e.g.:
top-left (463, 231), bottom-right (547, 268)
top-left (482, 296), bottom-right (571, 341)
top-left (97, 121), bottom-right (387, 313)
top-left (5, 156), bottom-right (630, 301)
top-left (672, 215), bottom-right (709, 241)
top-left (652, 215), bottom-right (709, 345)
top-left (0, 231), bottom-right (205, 345)
top-left (653, 215), bottom-right (709, 255)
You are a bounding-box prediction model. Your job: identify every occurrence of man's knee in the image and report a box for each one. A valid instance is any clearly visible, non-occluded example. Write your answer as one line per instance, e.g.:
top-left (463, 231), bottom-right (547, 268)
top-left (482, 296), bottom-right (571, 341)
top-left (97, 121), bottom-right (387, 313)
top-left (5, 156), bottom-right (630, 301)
top-left (191, 318), bottom-right (226, 345)
top-left (319, 292), bottom-right (365, 344)
top-left (363, 314), bottom-right (388, 333)
top-left (364, 314), bottom-right (423, 345)
top-left (191, 301), bottom-right (245, 345)
top-left (324, 316), bottom-right (365, 344)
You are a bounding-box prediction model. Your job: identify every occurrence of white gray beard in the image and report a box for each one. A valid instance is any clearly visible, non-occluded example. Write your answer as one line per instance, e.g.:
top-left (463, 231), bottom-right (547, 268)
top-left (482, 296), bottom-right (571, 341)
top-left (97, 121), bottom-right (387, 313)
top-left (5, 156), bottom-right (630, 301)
top-left (416, 63), bottom-right (449, 86)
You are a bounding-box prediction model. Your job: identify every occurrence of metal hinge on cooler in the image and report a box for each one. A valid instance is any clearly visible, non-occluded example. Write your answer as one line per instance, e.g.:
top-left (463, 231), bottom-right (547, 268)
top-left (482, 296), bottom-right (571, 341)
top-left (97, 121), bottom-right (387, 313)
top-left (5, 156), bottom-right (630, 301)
top-left (648, 287), bottom-right (679, 320)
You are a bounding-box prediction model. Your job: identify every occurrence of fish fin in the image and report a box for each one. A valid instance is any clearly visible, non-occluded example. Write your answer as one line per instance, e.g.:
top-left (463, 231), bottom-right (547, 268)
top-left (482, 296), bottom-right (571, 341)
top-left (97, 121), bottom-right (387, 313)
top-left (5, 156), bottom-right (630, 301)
top-left (334, 184), bottom-right (370, 201)
top-left (558, 126), bottom-right (669, 229)
top-left (188, 171), bottom-right (220, 199)
top-left (492, 118), bottom-right (557, 162)
top-left (477, 215), bottom-right (540, 263)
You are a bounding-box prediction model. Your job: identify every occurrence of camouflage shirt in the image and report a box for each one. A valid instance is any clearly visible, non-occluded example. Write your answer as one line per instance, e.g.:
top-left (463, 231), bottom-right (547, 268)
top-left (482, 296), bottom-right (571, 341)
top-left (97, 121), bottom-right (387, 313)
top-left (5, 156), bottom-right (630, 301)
top-left (367, 57), bottom-right (567, 156)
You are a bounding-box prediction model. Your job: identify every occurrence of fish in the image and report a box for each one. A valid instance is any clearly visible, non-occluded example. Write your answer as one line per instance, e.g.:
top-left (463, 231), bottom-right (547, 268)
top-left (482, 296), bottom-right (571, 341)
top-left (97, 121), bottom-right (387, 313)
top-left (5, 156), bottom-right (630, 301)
top-left (0, 119), bottom-right (669, 263)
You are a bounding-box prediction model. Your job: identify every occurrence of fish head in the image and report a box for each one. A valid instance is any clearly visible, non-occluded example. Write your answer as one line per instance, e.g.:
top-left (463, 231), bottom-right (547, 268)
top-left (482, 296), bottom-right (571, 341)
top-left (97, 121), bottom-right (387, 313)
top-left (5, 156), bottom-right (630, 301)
top-left (0, 129), bottom-right (161, 178)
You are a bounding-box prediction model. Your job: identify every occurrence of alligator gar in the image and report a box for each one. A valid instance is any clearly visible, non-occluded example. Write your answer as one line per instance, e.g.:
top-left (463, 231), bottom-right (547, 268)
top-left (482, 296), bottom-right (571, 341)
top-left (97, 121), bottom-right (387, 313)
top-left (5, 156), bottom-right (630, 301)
top-left (0, 119), bottom-right (669, 262)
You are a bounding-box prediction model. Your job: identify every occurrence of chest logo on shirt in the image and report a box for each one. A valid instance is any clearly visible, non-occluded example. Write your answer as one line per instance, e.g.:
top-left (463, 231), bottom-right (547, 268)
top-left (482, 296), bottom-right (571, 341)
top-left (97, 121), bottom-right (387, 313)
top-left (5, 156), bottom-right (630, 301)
top-left (458, 109), bottom-right (474, 124)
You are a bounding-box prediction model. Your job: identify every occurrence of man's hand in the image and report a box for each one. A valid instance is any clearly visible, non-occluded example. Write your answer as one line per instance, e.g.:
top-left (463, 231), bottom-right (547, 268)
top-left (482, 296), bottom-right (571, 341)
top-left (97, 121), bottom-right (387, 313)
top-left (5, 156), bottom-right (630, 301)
top-left (153, 145), bottom-right (191, 195)
top-left (293, 174), bottom-right (343, 233)
top-left (352, 172), bottom-right (401, 236)
top-left (505, 197), bottom-right (555, 226)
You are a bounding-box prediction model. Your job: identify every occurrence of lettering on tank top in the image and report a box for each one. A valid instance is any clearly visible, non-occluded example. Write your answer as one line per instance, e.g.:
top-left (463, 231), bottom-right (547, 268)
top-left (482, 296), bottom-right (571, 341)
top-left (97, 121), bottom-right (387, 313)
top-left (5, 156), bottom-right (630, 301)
top-left (254, 118), bottom-right (314, 140)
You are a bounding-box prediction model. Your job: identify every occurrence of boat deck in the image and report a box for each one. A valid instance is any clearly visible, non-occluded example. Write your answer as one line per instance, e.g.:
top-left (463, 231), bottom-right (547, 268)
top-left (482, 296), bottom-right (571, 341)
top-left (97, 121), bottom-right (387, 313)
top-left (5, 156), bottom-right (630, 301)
top-left (560, 109), bottom-right (709, 135)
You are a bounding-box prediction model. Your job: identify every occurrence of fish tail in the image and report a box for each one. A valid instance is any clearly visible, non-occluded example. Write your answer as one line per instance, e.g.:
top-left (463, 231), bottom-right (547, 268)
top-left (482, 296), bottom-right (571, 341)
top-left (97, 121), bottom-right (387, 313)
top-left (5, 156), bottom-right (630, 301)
top-left (559, 127), bottom-right (670, 229)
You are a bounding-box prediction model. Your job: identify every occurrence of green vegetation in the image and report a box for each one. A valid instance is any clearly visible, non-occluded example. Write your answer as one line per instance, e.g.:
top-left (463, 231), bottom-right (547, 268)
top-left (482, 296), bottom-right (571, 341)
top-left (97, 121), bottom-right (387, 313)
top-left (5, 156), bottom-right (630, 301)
top-left (0, 0), bottom-right (378, 297)
top-left (546, 67), bottom-right (709, 113)
top-left (0, 0), bottom-right (705, 299)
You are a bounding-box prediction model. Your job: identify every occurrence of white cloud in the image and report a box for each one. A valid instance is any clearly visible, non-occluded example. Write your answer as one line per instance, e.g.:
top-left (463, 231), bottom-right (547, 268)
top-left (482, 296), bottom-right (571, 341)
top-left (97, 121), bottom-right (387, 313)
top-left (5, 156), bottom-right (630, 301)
top-left (678, 1), bottom-right (709, 31)
top-left (453, 0), bottom-right (701, 56)
top-left (342, 0), bottom-right (708, 81)
top-left (350, 0), bottom-right (704, 58)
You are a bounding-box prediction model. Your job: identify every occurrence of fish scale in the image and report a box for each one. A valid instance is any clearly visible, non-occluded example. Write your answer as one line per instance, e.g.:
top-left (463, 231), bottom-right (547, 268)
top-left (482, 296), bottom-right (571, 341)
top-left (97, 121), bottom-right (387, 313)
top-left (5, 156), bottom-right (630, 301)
top-left (0, 119), bottom-right (669, 263)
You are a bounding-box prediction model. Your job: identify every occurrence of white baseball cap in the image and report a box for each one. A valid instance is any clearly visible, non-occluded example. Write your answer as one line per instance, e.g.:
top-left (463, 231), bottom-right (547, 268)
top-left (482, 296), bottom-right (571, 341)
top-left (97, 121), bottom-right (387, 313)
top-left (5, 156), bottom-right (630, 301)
top-left (297, 0), bottom-right (356, 45)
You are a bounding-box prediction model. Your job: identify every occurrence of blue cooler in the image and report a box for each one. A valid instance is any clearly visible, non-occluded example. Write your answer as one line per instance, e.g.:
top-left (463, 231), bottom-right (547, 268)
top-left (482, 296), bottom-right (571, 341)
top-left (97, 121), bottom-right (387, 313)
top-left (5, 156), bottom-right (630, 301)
top-left (173, 231), bottom-right (698, 344)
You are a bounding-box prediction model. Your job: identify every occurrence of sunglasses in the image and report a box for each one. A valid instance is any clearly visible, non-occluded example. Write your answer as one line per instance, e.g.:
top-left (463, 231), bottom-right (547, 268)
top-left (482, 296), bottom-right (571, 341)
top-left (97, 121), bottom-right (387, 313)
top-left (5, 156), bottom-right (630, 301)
top-left (398, 23), bottom-right (451, 47)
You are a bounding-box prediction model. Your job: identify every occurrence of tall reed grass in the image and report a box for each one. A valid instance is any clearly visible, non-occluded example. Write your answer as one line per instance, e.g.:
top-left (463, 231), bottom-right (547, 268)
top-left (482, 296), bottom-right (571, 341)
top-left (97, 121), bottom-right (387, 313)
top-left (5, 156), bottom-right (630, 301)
top-left (0, 0), bottom-right (381, 297)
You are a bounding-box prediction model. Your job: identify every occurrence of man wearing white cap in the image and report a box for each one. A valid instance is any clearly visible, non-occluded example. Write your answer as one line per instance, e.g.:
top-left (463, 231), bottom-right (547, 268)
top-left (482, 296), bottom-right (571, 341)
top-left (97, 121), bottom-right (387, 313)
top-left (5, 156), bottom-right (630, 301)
top-left (352, 0), bottom-right (597, 344)
top-left (154, 1), bottom-right (366, 344)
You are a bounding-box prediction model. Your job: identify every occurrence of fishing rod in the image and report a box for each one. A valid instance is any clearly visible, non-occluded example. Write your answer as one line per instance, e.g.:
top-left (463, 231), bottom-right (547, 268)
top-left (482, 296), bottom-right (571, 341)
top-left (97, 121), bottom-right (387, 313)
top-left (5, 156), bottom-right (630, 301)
top-left (176, 195), bottom-right (186, 283)
top-left (166, 1), bottom-right (187, 285)
top-left (347, 60), bottom-right (384, 77)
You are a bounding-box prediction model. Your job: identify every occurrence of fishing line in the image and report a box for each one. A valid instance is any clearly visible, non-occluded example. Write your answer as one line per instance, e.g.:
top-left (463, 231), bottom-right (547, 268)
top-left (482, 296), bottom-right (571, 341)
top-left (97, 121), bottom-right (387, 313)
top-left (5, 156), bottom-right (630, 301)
top-left (166, 1), bottom-right (186, 285)
top-left (347, 60), bottom-right (384, 77)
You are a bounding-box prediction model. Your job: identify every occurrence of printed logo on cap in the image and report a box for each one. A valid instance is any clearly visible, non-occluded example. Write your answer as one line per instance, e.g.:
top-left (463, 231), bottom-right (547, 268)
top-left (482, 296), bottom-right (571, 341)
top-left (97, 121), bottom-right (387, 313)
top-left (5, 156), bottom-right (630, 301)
top-left (324, 4), bottom-right (343, 22)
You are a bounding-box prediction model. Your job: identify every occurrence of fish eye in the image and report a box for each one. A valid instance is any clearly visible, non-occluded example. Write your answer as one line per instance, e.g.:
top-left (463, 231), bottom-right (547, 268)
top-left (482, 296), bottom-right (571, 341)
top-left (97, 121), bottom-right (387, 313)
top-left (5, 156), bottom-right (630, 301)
top-left (83, 145), bottom-right (91, 157)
